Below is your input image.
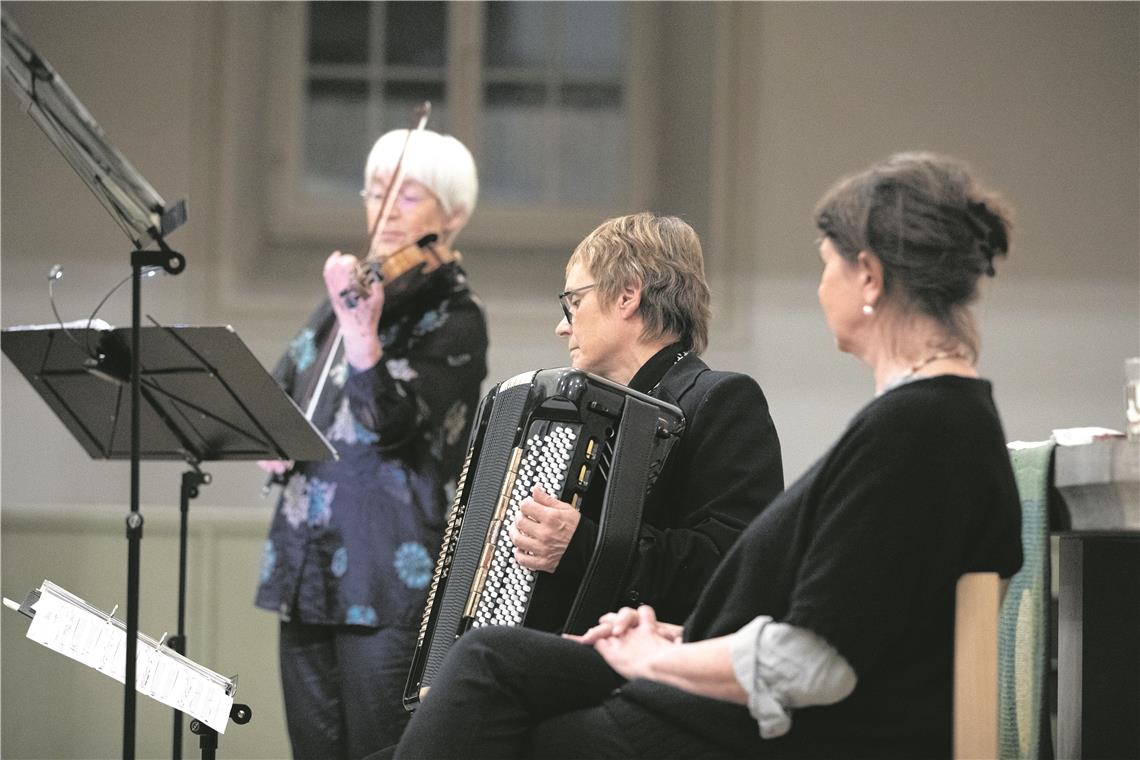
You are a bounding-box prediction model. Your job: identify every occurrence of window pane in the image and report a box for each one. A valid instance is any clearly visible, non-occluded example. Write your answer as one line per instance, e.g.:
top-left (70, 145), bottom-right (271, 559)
top-left (481, 2), bottom-right (629, 208)
top-left (308, 2), bottom-right (370, 65)
top-left (304, 79), bottom-right (370, 196)
top-left (558, 107), bottom-right (624, 206)
top-left (557, 81), bottom-right (624, 205)
top-left (486, 82), bottom-right (546, 108)
top-left (482, 83), bottom-right (548, 203)
top-left (560, 3), bottom-right (625, 75)
top-left (385, 1), bottom-right (447, 67)
top-left (485, 3), bottom-right (548, 68)
top-left (559, 83), bottom-right (621, 110)
top-left (382, 80), bottom-right (448, 134)
top-left (299, 1), bottom-right (630, 211)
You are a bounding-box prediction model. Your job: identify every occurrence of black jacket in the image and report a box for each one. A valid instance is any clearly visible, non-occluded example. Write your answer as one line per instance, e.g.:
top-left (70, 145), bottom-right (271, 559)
top-left (554, 352), bottom-right (784, 624)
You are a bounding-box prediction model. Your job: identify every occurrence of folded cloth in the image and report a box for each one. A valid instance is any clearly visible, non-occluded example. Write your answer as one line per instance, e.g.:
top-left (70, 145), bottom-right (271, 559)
top-left (1049, 427), bottom-right (1124, 446)
top-left (1000, 440), bottom-right (1055, 760)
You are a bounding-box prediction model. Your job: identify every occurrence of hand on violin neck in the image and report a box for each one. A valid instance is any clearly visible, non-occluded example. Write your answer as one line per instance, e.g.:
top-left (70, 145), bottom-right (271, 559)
top-left (324, 250), bottom-right (385, 370)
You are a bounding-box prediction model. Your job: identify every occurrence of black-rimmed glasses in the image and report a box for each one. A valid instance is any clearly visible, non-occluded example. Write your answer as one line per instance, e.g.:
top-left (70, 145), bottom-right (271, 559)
top-left (558, 283), bottom-right (596, 324)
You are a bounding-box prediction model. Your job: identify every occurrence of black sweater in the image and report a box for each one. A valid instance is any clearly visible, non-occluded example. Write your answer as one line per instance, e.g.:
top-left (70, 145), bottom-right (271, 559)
top-left (621, 376), bottom-right (1023, 759)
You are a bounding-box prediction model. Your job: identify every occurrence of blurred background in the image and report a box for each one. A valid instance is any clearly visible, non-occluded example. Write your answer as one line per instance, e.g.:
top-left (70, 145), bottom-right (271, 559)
top-left (2, 2), bottom-right (1136, 757)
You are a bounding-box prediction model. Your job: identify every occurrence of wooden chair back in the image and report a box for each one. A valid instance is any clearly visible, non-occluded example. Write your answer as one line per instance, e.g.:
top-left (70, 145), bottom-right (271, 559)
top-left (954, 572), bottom-right (1004, 760)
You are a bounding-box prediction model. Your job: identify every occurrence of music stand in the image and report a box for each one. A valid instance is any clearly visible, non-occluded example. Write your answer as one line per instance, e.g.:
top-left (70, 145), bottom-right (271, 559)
top-left (2, 323), bottom-right (335, 756)
top-left (0, 9), bottom-right (244, 756)
top-left (2, 324), bottom-right (335, 464)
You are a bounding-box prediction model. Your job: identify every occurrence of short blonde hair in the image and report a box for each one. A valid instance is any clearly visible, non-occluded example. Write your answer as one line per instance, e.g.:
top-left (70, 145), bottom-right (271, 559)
top-left (364, 129), bottom-right (478, 218)
top-left (568, 213), bottom-right (711, 354)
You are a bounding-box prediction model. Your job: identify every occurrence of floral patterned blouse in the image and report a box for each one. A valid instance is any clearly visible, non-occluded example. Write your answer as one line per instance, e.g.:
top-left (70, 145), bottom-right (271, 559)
top-left (256, 266), bottom-right (488, 629)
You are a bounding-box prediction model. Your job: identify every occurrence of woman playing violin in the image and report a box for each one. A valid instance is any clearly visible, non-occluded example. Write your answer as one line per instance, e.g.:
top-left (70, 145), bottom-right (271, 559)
top-left (255, 127), bottom-right (487, 760)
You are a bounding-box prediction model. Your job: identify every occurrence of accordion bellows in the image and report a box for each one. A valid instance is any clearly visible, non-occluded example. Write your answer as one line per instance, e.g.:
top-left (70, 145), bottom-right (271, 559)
top-left (404, 367), bottom-right (685, 710)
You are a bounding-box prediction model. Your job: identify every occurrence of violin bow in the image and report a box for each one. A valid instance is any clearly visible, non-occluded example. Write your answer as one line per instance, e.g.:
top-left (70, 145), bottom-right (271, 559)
top-left (365, 101), bottom-right (432, 259)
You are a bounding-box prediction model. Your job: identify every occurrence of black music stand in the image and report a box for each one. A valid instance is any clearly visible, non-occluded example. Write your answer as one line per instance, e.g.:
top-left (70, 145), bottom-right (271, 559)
top-left (1, 324), bottom-right (335, 463)
top-left (3, 8), bottom-right (193, 755)
top-left (1, 323), bottom-right (335, 757)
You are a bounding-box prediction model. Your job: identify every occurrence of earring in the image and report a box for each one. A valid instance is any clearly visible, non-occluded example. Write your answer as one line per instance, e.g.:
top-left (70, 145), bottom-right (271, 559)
top-left (862, 304), bottom-right (874, 316)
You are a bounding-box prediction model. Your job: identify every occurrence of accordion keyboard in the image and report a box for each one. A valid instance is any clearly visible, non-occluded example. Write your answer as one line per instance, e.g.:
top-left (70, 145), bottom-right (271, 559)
top-left (473, 422), bottom-right (578, 627)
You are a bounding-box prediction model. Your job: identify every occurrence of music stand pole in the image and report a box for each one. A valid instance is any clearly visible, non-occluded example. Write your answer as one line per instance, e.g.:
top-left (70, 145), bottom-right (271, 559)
top-left (171, 463), bottom-right (211, 759)
top-left (125, 244), bottom-right (185, 759)
top-left (124, 251), bottom-right (143, 760)
top-left (191, 703), bottom-right (252, 760)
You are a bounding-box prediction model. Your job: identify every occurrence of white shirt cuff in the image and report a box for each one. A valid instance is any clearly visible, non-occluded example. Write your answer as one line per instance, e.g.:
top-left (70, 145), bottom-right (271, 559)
top-left (728, 616), bottom-right (857, 739)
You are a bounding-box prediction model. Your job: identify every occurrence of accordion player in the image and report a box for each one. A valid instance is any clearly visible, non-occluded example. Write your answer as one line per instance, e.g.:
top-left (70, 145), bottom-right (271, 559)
top-left (404, 366), bottom-right (685, 710)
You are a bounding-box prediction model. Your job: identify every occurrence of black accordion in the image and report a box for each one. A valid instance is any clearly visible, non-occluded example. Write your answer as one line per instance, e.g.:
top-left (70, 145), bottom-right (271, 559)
top-left (404, 367), bottom-right (685, 710)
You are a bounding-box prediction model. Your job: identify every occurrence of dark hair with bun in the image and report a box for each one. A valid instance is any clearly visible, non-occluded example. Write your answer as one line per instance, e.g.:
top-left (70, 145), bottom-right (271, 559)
top-left (814, 152), bottom-right (1012, 359)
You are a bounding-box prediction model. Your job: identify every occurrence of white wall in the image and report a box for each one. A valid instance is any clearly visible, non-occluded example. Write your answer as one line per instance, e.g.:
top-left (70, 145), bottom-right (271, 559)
top-left (2, 2), bottom-right (1136, 758)
top-left (702, 1), bottom-right (1139, 477)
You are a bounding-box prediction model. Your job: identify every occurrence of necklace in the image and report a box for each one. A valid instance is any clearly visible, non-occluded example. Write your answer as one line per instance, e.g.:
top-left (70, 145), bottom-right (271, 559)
top-left (879, 350), bottom-right (971, 396)
top-left (906, 350), bottom-right (970, 376)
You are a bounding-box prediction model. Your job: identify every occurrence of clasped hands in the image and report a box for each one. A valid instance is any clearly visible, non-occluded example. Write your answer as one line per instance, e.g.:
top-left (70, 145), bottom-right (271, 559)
top-left (324, 250), bottom-right (384, 370)
top-left (565, 604), bottom-right (683, 681)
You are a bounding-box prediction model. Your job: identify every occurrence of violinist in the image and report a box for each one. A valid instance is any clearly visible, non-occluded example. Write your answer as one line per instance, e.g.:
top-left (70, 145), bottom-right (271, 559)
top-left (255, 126), bottom-right (487, 760)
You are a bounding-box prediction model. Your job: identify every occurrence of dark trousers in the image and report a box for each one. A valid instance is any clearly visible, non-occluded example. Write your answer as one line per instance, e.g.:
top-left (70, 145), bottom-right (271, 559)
top-left (393, 626), bottom-right (739, 760)
top-left (280, 620), bottom-right (418, 760)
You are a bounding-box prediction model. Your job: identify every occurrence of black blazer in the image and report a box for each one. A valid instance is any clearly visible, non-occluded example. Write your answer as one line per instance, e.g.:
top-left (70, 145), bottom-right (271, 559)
top-left (555, 353), bottom-right (784, 624)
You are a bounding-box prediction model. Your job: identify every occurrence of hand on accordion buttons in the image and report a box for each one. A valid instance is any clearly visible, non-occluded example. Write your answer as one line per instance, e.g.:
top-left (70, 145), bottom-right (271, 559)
top-left (510, 485), bottom-right (580, 573)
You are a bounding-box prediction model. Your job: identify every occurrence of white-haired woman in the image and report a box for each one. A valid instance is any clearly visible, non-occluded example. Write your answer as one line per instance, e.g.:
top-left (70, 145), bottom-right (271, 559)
top-left (255, 129), bottom-right (487, 759)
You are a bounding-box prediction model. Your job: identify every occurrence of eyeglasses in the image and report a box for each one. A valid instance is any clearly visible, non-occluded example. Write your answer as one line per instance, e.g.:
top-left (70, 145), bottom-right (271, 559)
top-left (558, 283), bottom-right (596, 324)
top-left (359, 185), bottom-right (429, 210)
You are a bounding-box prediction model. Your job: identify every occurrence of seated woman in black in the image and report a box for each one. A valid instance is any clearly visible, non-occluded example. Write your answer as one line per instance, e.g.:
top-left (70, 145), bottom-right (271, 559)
top-left (392, 152), bottom-right (1024, 760)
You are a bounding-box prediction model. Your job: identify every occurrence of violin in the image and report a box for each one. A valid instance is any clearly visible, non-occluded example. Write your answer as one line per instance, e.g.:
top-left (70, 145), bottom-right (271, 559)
top-left (338, 232), bottom-right (462, 314)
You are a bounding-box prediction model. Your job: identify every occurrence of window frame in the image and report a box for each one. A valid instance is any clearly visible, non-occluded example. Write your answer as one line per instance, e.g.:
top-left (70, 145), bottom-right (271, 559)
top-left (263, 1), bottom-right (659, 249)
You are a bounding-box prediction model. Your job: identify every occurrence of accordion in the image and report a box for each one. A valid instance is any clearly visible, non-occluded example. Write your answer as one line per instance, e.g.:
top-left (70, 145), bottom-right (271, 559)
top-left (404, 367), bottom-right (685, 710)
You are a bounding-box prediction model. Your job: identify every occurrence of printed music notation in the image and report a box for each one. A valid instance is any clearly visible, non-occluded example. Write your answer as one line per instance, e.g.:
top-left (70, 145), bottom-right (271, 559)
top-left (13, 580), bottom-right (235, 732)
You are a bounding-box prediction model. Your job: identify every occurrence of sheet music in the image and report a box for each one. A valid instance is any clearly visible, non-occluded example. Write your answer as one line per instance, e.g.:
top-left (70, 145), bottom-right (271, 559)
top-left (6, 318), bottom-right (113, 332)
top-left (22, 580), bottom-right (235, 732)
